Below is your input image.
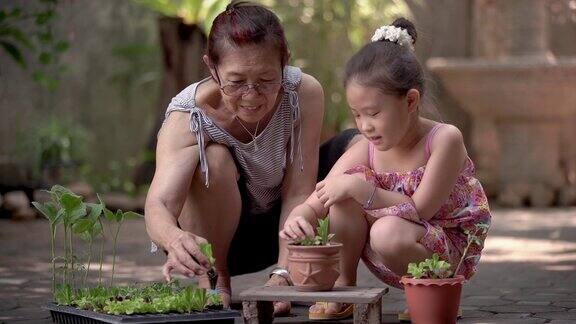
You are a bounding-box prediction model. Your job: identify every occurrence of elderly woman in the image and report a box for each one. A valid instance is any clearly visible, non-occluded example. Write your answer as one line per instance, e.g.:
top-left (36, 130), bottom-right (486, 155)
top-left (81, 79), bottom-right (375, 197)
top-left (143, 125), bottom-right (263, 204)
top-left (144, 1), bottom-right (359, 315)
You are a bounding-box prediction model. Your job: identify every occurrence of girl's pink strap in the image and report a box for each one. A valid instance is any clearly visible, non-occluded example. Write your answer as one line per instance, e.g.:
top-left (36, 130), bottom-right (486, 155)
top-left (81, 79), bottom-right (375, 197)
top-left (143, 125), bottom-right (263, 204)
top-left (425, 124), bottom-right (445, 159)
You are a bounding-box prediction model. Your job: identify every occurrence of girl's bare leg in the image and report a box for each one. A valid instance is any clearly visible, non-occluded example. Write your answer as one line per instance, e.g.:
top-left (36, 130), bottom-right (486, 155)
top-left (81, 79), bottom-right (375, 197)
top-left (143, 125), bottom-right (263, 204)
top-left (310, 198), bottom-right (369, 315)
top-left (369, 216), bottom-right (432, 275)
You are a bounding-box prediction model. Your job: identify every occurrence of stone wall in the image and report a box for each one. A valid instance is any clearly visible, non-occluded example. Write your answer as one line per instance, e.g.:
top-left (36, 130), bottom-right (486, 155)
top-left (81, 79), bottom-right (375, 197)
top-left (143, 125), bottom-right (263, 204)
top-left (409, 0), bottom-right (576, 165)
top-left (0, 0), bottom-right (160, 186)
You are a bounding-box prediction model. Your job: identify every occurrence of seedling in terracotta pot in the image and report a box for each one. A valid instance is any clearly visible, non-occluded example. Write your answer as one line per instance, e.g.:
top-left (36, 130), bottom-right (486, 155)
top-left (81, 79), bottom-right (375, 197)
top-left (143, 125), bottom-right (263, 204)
top-left (287, 217), bottom-right (342, 291)
top-left (292, 217), bottom-right (335, 246)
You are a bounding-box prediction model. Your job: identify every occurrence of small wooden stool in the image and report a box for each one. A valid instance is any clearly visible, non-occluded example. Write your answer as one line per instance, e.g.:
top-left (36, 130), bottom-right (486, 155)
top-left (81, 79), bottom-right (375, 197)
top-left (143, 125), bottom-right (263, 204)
top-left (239, 286), bottom-right (388, 324)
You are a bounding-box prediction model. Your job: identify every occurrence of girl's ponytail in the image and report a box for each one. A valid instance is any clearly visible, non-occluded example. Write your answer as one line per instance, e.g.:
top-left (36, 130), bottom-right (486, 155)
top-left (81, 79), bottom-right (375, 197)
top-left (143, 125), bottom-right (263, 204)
top-left (391, 18), bottom-right (417, 45)
top-left (344, 17), bottom-right (424, 99)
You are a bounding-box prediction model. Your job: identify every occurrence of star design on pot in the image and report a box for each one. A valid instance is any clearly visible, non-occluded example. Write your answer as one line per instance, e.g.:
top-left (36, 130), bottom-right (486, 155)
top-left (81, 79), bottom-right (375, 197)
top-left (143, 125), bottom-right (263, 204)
top-left (297, 263), bottom-right (323, 284)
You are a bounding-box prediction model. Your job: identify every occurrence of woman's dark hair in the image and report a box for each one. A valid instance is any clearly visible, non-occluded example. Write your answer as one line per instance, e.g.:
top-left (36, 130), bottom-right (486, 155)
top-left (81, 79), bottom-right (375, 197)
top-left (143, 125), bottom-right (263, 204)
top-left (207, 1), bottom-right (289, 66)
top-left (344, 18), bottom-right (424, 97)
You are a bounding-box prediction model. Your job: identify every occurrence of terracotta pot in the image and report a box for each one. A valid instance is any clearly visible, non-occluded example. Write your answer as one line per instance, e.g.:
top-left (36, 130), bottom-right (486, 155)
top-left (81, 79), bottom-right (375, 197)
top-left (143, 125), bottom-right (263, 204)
top-left (400, 275), bottom-right (465, 324)
top-left (287, 243), bottom-right (342, 292)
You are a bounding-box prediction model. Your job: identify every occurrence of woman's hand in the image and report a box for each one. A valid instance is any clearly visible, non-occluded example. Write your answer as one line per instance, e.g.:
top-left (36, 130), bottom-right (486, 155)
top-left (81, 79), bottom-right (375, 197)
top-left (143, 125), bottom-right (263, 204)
top-left (315, 174), bottom-right (358, 208)
top-left (162, 230), bottom-right (211, 281)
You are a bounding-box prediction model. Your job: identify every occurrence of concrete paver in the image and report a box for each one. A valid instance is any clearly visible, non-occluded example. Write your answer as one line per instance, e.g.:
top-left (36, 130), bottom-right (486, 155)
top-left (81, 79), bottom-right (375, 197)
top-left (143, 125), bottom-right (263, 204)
top-left (0, 207), bottom-right (575, 323)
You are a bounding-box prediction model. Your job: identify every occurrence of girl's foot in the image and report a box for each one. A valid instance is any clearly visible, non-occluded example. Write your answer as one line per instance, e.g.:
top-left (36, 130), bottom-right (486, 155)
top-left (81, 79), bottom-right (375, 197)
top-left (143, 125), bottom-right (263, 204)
top-left (264, 274), bottom-right (291, 316)
top-left (309, 302), bottom-right (354, 320)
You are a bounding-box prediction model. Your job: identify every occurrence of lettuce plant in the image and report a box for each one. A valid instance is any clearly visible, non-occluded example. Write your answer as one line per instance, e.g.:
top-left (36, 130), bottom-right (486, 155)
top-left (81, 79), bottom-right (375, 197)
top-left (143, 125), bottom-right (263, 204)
top-left (199, 242), bottom-right (218, 290)
top-left (407, 223), bottom-right (490, 279)
top-left (199, 242), bottom-right (215, 266)
top-left (73, 281), bottom-right (218, 315)
top-left (197, 242), bottom-right (224, 306)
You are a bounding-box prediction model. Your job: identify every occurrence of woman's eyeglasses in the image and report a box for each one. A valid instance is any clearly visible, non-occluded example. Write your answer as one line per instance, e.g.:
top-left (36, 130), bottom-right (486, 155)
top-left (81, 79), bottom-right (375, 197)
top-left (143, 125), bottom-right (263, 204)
top-left (213, 65), bottom-right (283, 97)
top-left (220, 82), bottom-right (282, 96)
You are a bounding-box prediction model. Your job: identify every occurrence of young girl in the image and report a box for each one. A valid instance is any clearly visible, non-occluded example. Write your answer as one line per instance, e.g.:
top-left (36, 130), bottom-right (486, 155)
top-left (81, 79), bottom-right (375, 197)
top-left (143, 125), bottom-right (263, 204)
top-left (280, 18), bottom-right (491, 320)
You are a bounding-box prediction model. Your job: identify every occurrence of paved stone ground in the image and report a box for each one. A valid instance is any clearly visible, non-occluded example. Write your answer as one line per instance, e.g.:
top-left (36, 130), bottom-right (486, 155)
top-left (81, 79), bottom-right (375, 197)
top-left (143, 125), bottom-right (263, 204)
top-left (1, 208), bottom-right (575, 323)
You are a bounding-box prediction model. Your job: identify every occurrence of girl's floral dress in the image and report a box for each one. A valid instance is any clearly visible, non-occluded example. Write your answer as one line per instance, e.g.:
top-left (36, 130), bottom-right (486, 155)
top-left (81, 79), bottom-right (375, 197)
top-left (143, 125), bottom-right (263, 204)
top-left (345, 125), bottom-right (491, 289)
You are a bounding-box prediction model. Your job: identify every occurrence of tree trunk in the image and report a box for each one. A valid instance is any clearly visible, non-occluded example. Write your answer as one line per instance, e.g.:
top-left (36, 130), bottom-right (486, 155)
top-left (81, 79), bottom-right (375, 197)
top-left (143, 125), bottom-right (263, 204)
top-left (133, 17), bottom-right (209, 186)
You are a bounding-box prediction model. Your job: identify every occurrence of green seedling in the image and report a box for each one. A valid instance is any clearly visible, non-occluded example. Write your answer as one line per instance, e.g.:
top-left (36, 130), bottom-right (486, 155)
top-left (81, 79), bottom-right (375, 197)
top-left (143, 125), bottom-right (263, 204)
top-left (294, 216), bottom-right (335, 246)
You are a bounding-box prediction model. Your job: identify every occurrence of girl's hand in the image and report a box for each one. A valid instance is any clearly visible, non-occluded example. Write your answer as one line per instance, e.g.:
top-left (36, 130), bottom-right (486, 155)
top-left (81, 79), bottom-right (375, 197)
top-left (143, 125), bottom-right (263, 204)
top-left (315, 174), bottom-right (358, 208)
top-left (280, 215), bottom-right (316, 241)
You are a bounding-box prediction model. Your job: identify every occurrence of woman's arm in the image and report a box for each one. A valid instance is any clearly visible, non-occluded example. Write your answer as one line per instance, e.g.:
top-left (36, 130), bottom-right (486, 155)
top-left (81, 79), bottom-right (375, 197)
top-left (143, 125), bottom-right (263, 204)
top-left (145, 111), bottom-right (210, 275)
top-left (278, 73), bottom-right (324, 235)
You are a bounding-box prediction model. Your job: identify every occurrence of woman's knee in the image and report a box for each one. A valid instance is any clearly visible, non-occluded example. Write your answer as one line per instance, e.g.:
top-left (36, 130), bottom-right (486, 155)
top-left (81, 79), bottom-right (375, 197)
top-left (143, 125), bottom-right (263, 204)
top-left (192, 144), bottom-right (239, 185)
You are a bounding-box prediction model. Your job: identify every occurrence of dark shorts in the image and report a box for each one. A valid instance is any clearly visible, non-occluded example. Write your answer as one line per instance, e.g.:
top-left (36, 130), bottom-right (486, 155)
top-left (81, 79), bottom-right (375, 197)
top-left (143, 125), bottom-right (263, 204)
top-left (227, 128), bottom-right (361, 276)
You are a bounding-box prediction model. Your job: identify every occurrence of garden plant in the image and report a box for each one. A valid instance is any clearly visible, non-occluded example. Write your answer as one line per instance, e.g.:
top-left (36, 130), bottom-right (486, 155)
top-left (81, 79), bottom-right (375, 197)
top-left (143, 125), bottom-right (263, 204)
top-left (287, 217), bottom-right (343, 292)
top-left (292, 216), bottom-right (335, 246)
top-left (32, 185), bottom-right (223, 317)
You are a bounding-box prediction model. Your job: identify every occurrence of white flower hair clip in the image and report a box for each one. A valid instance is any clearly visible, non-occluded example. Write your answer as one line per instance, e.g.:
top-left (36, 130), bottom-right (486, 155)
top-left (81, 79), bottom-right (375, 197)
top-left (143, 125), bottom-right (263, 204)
top-left (371, 25), bottom-right (414, 48)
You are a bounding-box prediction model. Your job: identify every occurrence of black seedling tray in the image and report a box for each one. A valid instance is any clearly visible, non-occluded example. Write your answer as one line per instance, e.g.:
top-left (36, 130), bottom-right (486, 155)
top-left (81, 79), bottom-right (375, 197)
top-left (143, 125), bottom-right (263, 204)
top-left (44, 303), bottom-right (240, 323)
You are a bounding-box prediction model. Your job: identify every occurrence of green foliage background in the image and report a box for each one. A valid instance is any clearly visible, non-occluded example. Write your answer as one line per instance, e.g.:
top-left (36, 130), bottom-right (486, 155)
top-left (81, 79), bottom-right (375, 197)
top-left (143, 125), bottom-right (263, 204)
top-left (267, 0), bottom-right (410, 134)
top-left (133, 0), bottom-right (410, 134)
top-left (0, 0), bottom-right (410, 192)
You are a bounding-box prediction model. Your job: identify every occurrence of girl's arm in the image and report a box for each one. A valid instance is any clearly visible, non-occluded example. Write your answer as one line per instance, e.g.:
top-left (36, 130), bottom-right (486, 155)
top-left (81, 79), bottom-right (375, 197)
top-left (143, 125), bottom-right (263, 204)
top-left (307, 138), bottom-right (370, 218)
top-left (410, 125), bottom-right (467, 220)
top-left (347, 181), bottom-right (412, 210)
top-left (348, 125), bottom-right (466, 221)
top-left (280, 138), bottom-right (369, 240)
